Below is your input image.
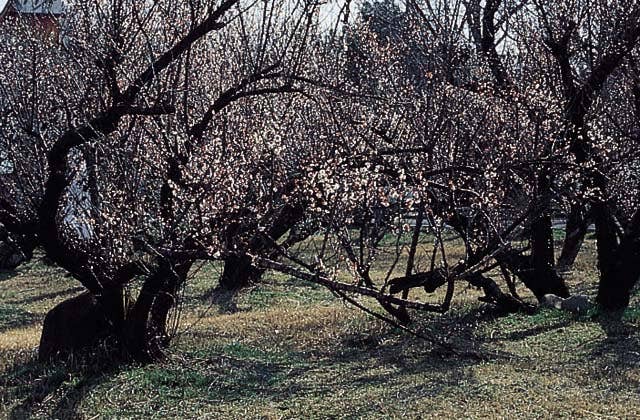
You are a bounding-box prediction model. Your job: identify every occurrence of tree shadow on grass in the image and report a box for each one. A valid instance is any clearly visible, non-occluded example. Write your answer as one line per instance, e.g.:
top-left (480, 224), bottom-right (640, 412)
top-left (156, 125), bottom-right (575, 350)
top-left (588, 331), bottom-right (640, 391)
top-left (3, 304), bottom-right (584, 418)
top-left (0, 305), bottom-right (40, 333)
top-left (0, 269), bottom-right (18, 283)
top-left (444, 304), bottom-right (582, 343)
top-left (179, 307), bottom-right (512, 408)
top-left (175, 338), bottom-right (483, 412)
top-left (499, 319), bottom-right (572, 341)
top-left (8, 286), bottom-right (85, 306)
top-left (3, 350), bottom-right (123, 420)
top-left (313, 337), bottom-right (481, 391)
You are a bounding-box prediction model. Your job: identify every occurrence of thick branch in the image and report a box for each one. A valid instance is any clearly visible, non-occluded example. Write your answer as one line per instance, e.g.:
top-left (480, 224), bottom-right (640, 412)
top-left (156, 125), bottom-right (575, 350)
top-left (123, 0), bottom-right (239, 104)
top-left (480, 0), bottom-right (510, 88)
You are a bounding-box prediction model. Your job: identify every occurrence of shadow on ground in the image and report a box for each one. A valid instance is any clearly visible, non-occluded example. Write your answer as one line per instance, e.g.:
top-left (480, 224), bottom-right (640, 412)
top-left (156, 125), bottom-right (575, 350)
top-left (2, 329), bottom-right (484, 419)
top-left (586, 329), bottom-right (640, 393)
top-left (175, 331), bottom-right (483, 407)
top-left (2, 351), bottom-right (123, 420)
top-left (0, 305), bottom-right (40, 333)
top-left (172, 306), bottom-right (515, 406)
top-left (0, 269), bottom-right (18, 283)
top-left (8, 287), bottom-right (85, 306)
top-left (3, 302), bottom-right (638, 418)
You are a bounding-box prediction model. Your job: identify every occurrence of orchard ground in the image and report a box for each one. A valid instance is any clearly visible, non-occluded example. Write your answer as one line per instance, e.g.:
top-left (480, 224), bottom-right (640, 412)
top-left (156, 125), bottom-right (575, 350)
top-left (1, 238), bottom-right (639, 419)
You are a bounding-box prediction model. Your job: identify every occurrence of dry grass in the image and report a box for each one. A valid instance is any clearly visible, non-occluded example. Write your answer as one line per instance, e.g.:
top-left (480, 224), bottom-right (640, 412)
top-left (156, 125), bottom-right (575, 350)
top-left (0, 325), bottom-right (42, 352)
top-left (1, 242), bottom-right (639, 419)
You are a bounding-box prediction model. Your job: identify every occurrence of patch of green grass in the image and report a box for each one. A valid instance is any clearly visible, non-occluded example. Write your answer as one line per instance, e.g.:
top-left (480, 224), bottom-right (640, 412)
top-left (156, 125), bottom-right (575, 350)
top-left (182, 261), bottom-right (224, 300)
top-left (186, 341), bottom-right (307, 367)
top-left (222, 342), bottom-right (290, 362)
top-left (239, 283), bottom-right (332, 310)
top-left (517, 307), bottom-right (566, 324)
top-left (623, 305), bottom-right (640, 323)
top-left (135, 367), bottom-right (211, 398)
top-left (553, 228), bottom-right (566, 242)
top-left (80, 341), bottom-right (312, 418)
top-left (0, 304), bottom-right (39, 332)
top-left (182, 262), bottom-right (334, 310)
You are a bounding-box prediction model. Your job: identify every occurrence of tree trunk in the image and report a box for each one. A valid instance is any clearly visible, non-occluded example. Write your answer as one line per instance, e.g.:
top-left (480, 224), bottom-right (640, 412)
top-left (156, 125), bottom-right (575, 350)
top-left (465, 272), bottom-right (535, 314)
top-left (126, 272), bottom-right (166, 361)
top-left (0, 222), bottom-right (36, 269)
top-left (125, 261), bottom-right (191, 361)
top-left (496, 250), bottom-right (568, 301)
top-left (96, 286), bottom-right (126, 333)
top-left (150, 262), bottom-right (192, 346)
top-left (557, 205), bottom-right (590, 273)
top-left (219, 254), bottom-right (265, 291)
top-left (39, 292), bottom-right (113, 361)
top-left (41, 261), bottom-right (191, 362)
top-left (216, 203), bottom-right (305, 293)
top-left (529, 173), bottom-right (569, 300)
top-left (39, 287), bottom-right (126, 361)
top-left (596, 235), bottom-right (640, 312)
top-left (209, 255), bottom-right (264, 313)
top-left (596, 204), bottom-right (639, 312)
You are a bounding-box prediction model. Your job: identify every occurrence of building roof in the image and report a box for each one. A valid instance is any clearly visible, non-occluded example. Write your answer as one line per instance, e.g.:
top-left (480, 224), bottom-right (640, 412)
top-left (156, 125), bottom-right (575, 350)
top-left (1, 0), bottom-right (65, 16)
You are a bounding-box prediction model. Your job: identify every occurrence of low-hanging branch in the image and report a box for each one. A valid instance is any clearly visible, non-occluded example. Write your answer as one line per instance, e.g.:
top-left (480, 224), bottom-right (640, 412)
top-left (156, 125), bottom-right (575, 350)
top-left (253, 257), bottom-right (446, 312)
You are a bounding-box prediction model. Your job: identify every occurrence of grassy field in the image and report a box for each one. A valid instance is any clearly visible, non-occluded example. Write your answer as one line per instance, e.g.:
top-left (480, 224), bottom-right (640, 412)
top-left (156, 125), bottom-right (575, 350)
top-left (1, 240), bottom-right (639, 419)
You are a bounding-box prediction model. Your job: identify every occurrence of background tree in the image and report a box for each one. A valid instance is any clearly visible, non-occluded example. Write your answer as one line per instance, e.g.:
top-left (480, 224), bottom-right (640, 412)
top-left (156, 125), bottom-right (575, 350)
top-left (256, 0), bottom-right (640, 324)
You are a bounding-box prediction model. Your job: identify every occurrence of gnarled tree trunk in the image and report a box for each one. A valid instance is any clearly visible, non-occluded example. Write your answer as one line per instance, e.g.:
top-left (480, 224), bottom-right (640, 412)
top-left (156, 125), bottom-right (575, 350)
top-left (39, 292), bottom-right (113, 361)
top-left (596, 236), bottom-right (640, 312)
top-left (215, 203), bottom-right (306, 294)
top-left (596, 209), bottom-right (640, 312)
top-left (218, 254), bottom-right (264, 291)
top-left (557, 205), bottom-right (591, 273)
top-left (39, 261), bottom-right (191, 362)
top-left (0, 222), bottom-right (36, 270)
top-left (126, 261), bottom-right (192, 361)
top-left (529, 173), bottom-right (569, 300)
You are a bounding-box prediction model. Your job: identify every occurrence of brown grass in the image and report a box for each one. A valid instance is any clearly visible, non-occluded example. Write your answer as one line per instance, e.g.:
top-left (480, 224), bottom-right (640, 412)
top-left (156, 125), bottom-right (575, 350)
top-left (0, 325), bottom-right (42, 351)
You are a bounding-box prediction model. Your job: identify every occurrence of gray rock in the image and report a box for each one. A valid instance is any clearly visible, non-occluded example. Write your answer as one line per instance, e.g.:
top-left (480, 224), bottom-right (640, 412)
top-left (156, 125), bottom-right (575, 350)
top-left (560, 294), bottom-right (592, 315)
top-left (542, 294), bottom-right (564, 310)
top-left (541, 293), bottom-right (593, 315)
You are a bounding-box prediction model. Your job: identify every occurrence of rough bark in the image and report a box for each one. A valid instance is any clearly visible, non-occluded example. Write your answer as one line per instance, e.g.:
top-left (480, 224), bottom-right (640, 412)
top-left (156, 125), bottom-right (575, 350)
top-left (466, 272), bottom-right (535, 314)
top-left (596, 209), bottom-right (640, 311)
top-left (0, 224), bottom-right (33, 269)
top-left (126, 261), bottom-right (192, 360)
top-left (545, 5), bottom-right (640, 312)
top-left (557, 205), bottom-right (590, 272)
top-left (215, 203), bottom-right (306, 293)
top-left (34, 3), bottom-right (241, 362)
top-left (529, 173), bottom-right (570, 300)
top-left (496, 250), bottom-right (569, 301)
top-left (596, 237), bottom-right (640, 311)
top-left (39, 261), bottom-right (191, 362)
top-left (479, 0), bottom-right (511, 89)
top-left (218, 254), bottom-right (264, 291)
top-left (388, 269), bottom-right (447, 295)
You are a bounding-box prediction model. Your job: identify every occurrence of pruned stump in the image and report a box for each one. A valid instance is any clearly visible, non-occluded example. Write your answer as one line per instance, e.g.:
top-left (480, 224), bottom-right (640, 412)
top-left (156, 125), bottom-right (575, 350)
top-left (38, 292), bottom-right (112, 361)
